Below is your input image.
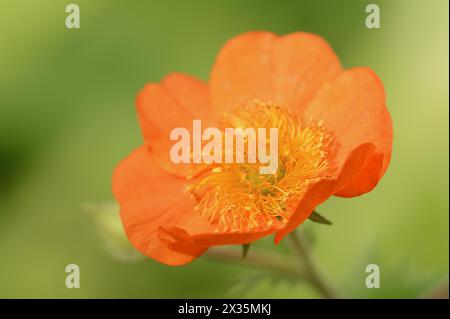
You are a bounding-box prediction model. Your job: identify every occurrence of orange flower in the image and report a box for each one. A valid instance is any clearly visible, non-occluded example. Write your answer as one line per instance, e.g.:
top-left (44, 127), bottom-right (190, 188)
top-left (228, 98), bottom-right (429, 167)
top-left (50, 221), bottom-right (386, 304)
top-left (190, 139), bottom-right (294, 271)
top-left (112, 32), bottom-right (393, 266)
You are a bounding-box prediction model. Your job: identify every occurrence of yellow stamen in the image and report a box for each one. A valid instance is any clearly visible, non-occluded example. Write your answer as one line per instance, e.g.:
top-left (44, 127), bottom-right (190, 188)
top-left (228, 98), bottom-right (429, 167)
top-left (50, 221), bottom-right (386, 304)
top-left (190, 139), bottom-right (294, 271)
top-left (187, 100), bottom-right (335, 232)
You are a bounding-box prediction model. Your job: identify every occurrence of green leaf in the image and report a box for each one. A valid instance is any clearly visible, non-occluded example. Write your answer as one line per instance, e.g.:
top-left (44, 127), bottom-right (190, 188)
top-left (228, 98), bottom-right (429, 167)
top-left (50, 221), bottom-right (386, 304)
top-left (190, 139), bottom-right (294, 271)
top-left (308, 210), bottom-right (332, 225)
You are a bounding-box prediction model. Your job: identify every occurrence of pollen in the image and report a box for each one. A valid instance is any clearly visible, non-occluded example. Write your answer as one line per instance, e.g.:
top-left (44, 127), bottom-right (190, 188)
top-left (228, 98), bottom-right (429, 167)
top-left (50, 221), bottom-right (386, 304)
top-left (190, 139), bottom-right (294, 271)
top-left (187, 100), bottom-right (336, 232)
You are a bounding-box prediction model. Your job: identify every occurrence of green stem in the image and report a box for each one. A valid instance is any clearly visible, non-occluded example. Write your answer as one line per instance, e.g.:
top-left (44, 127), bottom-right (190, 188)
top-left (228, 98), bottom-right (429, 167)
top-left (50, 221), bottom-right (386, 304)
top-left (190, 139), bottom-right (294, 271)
top-left (205, 231), bottom-right (339, 298)
top-left (205, 247), bottom-right (306, 279)
top-left (287, 230), bottom-right (339, 299)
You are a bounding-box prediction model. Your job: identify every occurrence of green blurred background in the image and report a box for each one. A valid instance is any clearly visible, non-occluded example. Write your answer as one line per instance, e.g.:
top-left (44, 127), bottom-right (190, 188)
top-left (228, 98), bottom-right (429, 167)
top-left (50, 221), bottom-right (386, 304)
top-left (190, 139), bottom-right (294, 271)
top-left (0, 0), bottom-right (448, 298)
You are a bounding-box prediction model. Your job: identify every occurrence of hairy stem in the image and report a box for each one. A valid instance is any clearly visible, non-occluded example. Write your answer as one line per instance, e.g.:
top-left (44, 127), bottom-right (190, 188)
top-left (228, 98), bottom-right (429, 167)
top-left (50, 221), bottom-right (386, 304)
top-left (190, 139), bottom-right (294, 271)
top-left (205, 231), bottom-right (339, 298)
top-left (205, 247), bottom-right (306, 279)
top-left (287, 230), bottom-right (339, 299)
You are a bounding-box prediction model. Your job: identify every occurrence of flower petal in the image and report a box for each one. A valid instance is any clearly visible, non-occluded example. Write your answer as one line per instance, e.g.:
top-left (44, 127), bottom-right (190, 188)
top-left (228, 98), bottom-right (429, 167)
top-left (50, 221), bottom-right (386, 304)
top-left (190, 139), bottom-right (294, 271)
top-left (210, 31), bottom-right (342, 113)
top-left (136, 73), bottom-right (212, 176)
top-left (162, 225), bottom-right (279, 247)
top-left (161, 73), bottom-right (212, 122)
top-left (112, 146), bottom-right (208, 265)
top-left (303, 67), bottom-right (393, 197)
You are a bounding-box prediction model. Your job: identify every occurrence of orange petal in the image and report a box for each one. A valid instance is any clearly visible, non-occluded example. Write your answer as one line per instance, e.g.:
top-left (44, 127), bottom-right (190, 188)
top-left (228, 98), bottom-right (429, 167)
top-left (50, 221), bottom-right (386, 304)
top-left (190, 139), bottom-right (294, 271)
top-left (303, 67), bottom-right (393, 197)
top-left (112, 146), bottom-right (208, 266)
top-left (210, 31), bottom-right (342, 113)
top-left (161, 73), bottom-right (213, 122)
top-left (275, 143), bottom-right (377, 243)
top-left (136, 73), bottom-right (212, 176)
top-left (113, 147), bottom-right (276, 259)
top-left (161, 199), bottom-right (284, 247)
top-left (162, 225), bottom-right (279, 248)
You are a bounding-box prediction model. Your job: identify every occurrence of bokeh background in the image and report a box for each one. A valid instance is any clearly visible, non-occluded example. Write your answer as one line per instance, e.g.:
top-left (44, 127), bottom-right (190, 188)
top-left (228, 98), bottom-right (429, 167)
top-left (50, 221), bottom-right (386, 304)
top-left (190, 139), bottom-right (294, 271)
top-left (0, 0), bottom-right (448, 298)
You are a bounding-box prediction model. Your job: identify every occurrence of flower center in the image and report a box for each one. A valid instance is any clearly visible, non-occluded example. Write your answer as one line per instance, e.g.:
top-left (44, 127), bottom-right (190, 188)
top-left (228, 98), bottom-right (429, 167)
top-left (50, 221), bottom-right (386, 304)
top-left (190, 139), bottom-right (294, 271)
top-left (186, 101), bottom-right (334, 232)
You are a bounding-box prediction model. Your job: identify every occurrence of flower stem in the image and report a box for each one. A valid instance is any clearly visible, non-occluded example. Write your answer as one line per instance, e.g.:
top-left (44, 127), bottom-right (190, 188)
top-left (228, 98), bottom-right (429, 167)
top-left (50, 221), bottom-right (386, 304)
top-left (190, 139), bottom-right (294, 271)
top-left (287, 230), bottom-right (339, 299)
top-left (204, 231), bottom-right (339, 298)
top-left (205, 247), bottom-right (306, 279)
